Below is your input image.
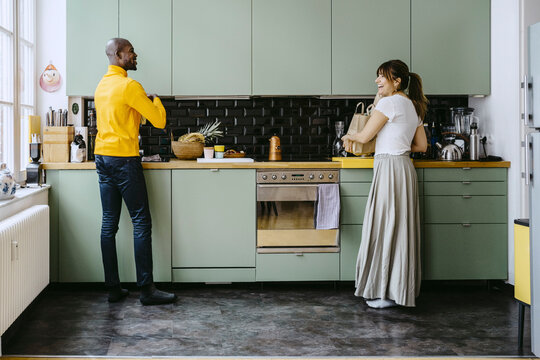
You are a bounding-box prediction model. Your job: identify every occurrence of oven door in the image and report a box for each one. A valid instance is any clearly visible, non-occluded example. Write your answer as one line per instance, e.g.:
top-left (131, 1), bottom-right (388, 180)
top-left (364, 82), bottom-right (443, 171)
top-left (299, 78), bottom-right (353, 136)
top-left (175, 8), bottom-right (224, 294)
top-left (256, 184), bottom-right (339, 248)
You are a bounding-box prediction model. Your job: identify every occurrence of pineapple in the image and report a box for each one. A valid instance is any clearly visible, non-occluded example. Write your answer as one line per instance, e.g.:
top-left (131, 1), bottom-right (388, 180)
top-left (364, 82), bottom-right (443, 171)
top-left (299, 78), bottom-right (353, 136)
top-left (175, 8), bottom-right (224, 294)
top-left (198, 120), bottom-right (223, 146)
top-left (177, 120), bottom-right (223, 145)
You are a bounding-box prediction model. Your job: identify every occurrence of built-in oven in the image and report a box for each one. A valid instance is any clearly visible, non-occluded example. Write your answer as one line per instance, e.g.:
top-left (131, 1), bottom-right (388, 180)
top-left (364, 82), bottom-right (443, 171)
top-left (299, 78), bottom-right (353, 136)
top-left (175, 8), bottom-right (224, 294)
top-left (256, 169), bottom-right (340, 253)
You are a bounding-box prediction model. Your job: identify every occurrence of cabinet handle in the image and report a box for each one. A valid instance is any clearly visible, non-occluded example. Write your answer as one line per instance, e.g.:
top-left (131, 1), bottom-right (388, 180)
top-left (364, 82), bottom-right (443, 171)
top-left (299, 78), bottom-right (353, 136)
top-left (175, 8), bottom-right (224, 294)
top-left (462, 181), bottom-right (471, 185)
top-left (295, 252), bottom-right (304, 256)
top-left (11, 240), bottom-right (18, 261)
top-left (461, 223), bottom-right (471, 227)
top-left (462, 195), bottom-right (472, 199)
top-left (210, 168), bottom-right (219, 172)
top-left (462, 167), bottom-right (472, 170)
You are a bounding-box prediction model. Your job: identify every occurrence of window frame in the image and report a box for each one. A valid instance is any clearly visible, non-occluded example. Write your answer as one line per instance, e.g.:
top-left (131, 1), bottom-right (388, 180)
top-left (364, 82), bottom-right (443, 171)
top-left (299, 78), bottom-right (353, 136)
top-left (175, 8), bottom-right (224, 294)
top-left (0, 0), bottom-right (36, 181)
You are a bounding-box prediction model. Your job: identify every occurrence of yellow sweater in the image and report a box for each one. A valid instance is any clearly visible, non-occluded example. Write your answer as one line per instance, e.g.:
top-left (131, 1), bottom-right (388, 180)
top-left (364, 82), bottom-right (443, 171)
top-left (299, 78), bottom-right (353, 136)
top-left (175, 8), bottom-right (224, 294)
top-left (94, 65), bottom-right (166, 157)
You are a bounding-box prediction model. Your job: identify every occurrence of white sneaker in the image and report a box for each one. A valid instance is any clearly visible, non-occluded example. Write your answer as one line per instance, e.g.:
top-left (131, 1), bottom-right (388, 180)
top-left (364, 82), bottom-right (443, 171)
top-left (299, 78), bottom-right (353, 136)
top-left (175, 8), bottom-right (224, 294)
top-left (366, 298), bottom-right (397, 308)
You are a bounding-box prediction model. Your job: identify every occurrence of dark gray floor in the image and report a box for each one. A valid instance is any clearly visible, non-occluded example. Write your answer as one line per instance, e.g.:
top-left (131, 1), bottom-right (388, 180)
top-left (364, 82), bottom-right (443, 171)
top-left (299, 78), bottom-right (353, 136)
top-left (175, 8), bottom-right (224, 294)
top-left (1, 281), bottom-right (532, 357)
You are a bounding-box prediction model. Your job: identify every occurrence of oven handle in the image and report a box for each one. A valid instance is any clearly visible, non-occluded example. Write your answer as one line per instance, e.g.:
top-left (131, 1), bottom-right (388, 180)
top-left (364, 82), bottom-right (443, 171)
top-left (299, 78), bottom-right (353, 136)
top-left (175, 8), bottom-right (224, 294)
top-left (257, 184), bottom-right (319, 202)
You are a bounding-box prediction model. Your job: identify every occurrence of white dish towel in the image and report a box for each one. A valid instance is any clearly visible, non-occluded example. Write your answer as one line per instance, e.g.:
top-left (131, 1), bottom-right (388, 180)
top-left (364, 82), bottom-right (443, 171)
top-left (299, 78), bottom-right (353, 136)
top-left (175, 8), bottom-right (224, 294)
top-left (315, 183), bottom-right (340, 230)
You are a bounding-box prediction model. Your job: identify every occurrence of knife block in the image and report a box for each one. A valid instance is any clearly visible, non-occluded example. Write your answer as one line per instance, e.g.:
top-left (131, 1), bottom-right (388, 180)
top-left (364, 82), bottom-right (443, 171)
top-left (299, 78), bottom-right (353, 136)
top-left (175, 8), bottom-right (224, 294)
top-left (43, 126), bottom-right (74, 162)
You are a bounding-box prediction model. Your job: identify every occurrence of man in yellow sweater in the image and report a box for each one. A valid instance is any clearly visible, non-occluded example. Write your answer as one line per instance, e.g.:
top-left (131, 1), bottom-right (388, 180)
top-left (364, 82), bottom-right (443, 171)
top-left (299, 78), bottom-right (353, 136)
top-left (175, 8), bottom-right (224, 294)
top-left (94, 38), bottom-right (176, 306)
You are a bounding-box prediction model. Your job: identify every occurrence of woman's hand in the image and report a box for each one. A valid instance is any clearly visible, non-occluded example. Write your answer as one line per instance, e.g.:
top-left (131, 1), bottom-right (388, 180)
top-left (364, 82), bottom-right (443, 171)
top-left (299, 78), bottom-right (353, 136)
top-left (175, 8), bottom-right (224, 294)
top-left (341, 134), bottom-right (355, 153)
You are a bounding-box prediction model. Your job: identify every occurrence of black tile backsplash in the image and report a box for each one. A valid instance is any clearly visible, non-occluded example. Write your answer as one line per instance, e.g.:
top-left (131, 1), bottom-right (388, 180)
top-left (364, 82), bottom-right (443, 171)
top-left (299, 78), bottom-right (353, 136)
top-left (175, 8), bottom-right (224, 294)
top-left (84, 96), bottom-right (467, 161)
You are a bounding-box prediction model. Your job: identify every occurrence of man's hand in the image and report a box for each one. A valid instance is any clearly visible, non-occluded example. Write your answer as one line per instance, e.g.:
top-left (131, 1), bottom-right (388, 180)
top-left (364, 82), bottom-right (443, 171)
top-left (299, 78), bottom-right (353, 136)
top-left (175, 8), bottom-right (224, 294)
top-left (147, 93), bottom-right (158, 101)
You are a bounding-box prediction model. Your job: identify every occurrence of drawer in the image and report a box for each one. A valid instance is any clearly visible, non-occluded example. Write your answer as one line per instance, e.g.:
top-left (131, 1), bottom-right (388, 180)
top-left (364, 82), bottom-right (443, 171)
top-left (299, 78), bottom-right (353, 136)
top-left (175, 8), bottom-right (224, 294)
top-left (340, 169), bottom-right (373, 182)
top-left (341, 196), bottom-right (368, 224)
top-left (340, 224), bottom-right (362, 281)
top-left (423, 224), bottom-right (507, 280)
top-left (424, 195), bottom-right (506, 223)
top-left (424, 181), bottom-right (506, 196)
top-left (340, 182), bottom-right (371, 196)
top-left (256, 253), bottom-right (339, 281)
top-left (172, 268), bottom-right (255, 283)
top-left (424, 168), bottom-right (506, 182)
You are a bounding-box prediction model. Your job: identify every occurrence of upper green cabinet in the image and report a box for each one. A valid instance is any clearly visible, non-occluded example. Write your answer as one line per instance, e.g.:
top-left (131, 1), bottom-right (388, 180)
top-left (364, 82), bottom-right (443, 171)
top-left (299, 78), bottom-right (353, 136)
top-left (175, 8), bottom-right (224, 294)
top-left (67, 0), bottom-right (118, 96)
top-left (411, 0), bottom-right (490, 95)
top-left (332, 0), bottom-right (410, 95)
top-left (119, 0), bottom-right (172, 95)
top-left (172, 0), bottom-right (251, 95)
top-left (252, 0), bottom-right (331, 95)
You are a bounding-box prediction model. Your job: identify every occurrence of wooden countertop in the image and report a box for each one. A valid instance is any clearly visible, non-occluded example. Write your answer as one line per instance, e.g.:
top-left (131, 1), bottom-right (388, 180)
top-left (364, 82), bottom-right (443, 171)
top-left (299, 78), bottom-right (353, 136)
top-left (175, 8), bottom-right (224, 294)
top-left (41, 158), bottom-right (511, 170)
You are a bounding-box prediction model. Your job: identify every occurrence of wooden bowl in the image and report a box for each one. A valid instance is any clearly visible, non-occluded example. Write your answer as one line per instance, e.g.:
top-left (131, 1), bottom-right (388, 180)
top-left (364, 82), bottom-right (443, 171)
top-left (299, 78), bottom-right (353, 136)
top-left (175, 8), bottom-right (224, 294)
top-left (224, 152), bottom-right (246, 158)
top-left (171, 141), bottom-right (203, 160)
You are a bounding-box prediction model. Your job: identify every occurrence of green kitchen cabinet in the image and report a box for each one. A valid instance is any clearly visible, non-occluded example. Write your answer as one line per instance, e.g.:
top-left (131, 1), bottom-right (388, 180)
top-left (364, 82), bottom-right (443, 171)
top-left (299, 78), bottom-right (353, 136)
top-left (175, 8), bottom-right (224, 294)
top-left (332, 0), bottom-right (410, 95)
top-left (252, 0), bottom-right (331, 95)
top-left (256, 253), bottom-right (340, 281)
top-left (67, 0), bottom-right (118, 96)
top-left (171, 169), bottom-right (256, 274)
top-left (340, 225), bottom-right (362, 281)
top-left (119, 0), bottom-right (172, 95)
top-left (422, 167), bottom-right (507, 280)
top-left (172, 0), bottom-right (251, 95)
top-left (54, 170), bottom-right (171, 282)
top-left (339, 169), bottom-right (371, 280)
top-left (424, 224), bottom-right (507, 279)
top-left (114, 170), bottom-right (172, 282)
top-left (411, 0), bottom-right (490, 95)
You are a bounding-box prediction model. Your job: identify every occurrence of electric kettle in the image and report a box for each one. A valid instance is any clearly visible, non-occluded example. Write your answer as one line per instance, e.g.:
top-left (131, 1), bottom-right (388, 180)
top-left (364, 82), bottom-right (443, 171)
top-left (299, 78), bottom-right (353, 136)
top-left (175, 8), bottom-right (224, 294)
top-left (269, 135), bottom-right (282, 161)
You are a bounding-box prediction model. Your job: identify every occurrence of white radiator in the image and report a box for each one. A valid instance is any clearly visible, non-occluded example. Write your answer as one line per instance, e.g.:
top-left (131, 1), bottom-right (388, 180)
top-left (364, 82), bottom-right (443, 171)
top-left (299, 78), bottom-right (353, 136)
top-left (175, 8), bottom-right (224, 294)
top-left (0, 205), bottom-right (49, 336)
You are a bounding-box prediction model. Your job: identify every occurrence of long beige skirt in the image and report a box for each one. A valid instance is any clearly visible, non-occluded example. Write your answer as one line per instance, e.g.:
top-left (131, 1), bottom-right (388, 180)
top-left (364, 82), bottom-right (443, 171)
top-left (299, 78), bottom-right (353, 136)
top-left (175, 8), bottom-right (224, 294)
top-left (354, 153), bottom-right (421, 307)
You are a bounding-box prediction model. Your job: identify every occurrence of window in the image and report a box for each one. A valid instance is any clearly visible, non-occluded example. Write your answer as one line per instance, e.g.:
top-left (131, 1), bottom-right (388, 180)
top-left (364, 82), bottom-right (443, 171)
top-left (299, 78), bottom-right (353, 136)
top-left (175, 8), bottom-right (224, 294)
top-left (0, 0), bottom-right (35, 179)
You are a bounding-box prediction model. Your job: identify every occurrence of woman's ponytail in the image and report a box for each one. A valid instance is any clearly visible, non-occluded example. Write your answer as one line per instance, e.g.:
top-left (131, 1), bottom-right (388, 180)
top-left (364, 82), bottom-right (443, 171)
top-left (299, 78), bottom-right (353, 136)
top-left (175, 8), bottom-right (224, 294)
top-left (408, 72), bottom-right (428, 120)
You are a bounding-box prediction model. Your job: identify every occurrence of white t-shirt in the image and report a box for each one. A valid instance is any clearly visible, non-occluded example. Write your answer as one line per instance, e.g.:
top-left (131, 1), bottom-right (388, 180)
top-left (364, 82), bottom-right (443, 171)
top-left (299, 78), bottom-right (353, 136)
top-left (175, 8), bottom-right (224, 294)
top-left (373, 95), bottom-right (423, 155)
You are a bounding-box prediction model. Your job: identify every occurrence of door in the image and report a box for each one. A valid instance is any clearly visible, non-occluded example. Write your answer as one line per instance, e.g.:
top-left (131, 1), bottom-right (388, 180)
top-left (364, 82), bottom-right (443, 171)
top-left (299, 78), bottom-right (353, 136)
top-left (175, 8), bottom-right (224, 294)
top-left (332, 0), bottom-right (410, 95)
top-left (171, 169), bottom-right (256, 268)
top-left (119, 0), bottom-right (172, 95)
top-left (172, 0), bottom-right (251, 95)
top-left (67, 0), bottom-right (118, 95)
top-left (411, 0), bottom-right (490, 95)
top-left (252, 0), bottom-right (331, 95)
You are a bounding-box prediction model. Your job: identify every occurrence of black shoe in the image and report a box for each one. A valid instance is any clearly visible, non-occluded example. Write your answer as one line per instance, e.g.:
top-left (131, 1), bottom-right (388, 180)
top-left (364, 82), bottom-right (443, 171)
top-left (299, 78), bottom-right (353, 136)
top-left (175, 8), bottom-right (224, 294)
top-left (139, 283), bottom-right (177, 306)
top-left (107, 285), bottom-right (129, 303)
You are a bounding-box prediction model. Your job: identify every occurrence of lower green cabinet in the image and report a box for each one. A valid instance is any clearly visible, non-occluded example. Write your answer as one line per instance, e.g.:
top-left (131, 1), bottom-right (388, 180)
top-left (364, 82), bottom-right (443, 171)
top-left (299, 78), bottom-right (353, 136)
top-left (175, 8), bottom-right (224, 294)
top-left (171, 169), bottom-right (256, 281)
top-left (423, 224), bottom-right (508, 280)
top-left (52, 170), bottom-right (171, 282)
top-left (340, 225), bottom-right (362, 281)
top-left (256, 253), bottom-right (339, 281)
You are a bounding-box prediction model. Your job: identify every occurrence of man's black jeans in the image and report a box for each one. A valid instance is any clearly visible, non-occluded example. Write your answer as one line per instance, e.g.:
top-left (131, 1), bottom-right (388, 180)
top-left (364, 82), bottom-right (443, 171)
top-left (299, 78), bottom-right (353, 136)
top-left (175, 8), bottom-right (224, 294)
top-left (95, 155), bottom-right (153, 287)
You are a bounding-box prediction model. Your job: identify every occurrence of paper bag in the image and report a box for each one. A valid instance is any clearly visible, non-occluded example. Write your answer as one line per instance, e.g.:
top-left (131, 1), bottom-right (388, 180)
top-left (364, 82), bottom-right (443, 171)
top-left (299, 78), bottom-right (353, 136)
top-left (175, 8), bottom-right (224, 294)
top-left (346, 102), bottom-right (376, 156)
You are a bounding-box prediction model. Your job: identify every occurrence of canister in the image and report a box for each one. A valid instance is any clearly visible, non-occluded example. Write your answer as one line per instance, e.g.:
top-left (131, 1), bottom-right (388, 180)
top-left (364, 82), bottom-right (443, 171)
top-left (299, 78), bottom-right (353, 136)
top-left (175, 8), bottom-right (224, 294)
top-left (214, 145), bottom-right (225, 159)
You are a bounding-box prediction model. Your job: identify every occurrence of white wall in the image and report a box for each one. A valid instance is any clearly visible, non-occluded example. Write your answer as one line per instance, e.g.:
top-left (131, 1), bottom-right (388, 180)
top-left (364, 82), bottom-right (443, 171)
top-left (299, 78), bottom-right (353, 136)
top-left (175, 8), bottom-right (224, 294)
top-left (469, 0), bottom-right (520, 284)
top-left (36, 0), bottom-right (68, 129)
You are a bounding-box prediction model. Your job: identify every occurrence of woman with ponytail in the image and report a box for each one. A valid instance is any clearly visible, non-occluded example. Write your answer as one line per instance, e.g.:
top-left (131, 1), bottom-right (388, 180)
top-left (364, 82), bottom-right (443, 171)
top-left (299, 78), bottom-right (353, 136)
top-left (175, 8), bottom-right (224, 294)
top-left (341, 59), bottom-right (428, 308)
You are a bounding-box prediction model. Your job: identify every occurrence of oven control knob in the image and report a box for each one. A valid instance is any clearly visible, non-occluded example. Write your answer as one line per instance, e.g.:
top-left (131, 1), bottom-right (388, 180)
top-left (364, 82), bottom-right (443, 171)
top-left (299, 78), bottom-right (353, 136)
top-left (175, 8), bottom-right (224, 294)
top-left (262, 175), bottom-right (268, 180)
top-left (272, 174), bottom-right (277, 180)
top-left (281, 175), bottom-right (287, 180)
top-left (309, 174), bottom-right (315, 180)
top-left (328, 174), bottom-right (334, 179)
top-left (319, 174), bottom-right (324, 180)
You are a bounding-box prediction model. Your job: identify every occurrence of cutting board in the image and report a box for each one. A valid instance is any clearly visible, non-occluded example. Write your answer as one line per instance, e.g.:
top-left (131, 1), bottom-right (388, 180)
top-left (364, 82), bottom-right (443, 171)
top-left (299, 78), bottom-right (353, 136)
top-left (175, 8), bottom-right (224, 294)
top-left (196, 158), bottom-right (254, 163)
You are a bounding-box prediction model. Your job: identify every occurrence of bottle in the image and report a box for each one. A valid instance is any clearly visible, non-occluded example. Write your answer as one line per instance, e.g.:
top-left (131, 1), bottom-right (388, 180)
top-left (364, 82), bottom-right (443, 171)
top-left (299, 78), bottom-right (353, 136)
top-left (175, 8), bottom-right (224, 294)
top-left (430, 120), bottom-right (440, 159)
top-left (469, 122), bottom-right (480, 160)
top-left (332, 121), bottom-right (346, 157)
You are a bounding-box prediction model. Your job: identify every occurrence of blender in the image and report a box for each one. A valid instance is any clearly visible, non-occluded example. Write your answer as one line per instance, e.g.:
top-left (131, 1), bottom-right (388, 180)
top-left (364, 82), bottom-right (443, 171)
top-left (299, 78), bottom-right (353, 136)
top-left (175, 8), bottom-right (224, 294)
top-left (450, 107), bottom-right (476, 137)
